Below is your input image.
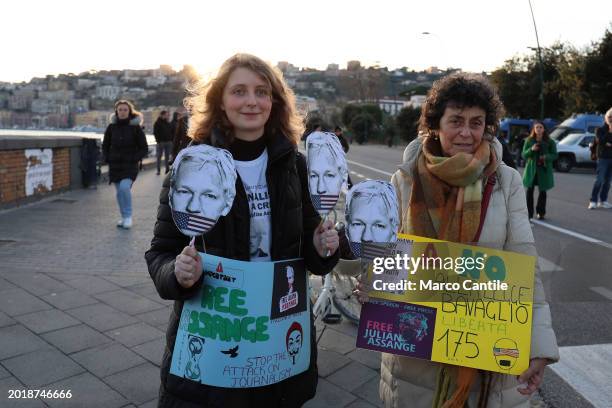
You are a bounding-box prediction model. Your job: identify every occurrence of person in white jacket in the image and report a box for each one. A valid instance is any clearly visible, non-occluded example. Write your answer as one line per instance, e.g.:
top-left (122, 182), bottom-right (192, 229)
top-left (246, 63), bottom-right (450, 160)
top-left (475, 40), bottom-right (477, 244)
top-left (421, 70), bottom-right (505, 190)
top-left (357, 72), bottom-right (559, 408)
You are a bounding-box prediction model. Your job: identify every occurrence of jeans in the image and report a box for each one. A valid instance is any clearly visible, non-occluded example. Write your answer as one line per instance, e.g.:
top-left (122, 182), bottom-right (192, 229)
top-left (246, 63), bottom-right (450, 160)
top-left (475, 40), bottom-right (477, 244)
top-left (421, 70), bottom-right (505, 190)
top-left (114, 178), bottom-right (133, 218)
top-left (156, 141), bottom-right (173, 173)
top-left (590, 158), bottom-right (612, 202)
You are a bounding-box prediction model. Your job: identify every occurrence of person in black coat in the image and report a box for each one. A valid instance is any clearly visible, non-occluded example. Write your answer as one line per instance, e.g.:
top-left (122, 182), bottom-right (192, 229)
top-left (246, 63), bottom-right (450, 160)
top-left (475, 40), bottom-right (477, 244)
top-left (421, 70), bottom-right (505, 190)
top-left (334, 126), bottom-right (352, 188)
top-left (154, 110), bottom-right (174, 175)
top-left (102, 99), bottom-right (148, 229)
top-left (172, 113), bottom-right (191, 161)
top-left (145, 53), bottom-right (340, 408)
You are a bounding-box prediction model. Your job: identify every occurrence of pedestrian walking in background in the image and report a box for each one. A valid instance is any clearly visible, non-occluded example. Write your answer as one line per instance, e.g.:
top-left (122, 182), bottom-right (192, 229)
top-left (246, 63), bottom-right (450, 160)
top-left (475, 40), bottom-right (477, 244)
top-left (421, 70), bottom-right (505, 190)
top-left (334, 126), bottom-right (353, 188)
top-left (153, 110), bottom-right (173, 175)
top-left (102, 100), bottom-right (148, 229)
top-left (171, 111), bottom-right (190, 160)
top-left (169, 110), bottom-right (181, 139)
top-left (145, 53), bottom-right (339, 407)
top-left (497, 133), bottom-right (517, 169)
top-left (356, 73), bottom-right (558, 407)
top-left (522, 121), bottom-right (557, 220)
top-left (588, 107), bottom-right (612, 209)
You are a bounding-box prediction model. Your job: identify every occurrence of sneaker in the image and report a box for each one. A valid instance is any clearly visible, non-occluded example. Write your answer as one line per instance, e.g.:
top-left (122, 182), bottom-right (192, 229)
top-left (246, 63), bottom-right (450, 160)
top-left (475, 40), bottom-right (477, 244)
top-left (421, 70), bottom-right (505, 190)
top-left (597, 201), bottom-right (612, 209)
top-left (536, 214), bottom-right (545, 220)
top-left (588, 201), bottom-right (597, 209)
top-left (116, 219), bottom-right (124, 227)
top-left (122, 217), bottom-right (132, 229)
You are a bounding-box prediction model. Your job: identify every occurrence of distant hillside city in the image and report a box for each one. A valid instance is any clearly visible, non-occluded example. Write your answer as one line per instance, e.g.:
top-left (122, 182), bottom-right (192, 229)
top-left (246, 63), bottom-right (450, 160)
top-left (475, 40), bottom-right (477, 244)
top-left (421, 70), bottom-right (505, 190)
top-left (0, 62), bottom-right (456, 133)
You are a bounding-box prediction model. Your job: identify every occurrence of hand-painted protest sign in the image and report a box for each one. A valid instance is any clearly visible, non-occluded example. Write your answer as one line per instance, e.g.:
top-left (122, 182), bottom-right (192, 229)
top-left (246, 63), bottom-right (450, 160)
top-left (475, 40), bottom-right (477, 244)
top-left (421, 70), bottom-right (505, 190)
top-left (170, 253), bottom-right (310, 388)
top-left (169, 145), bottom-right (237, 237)
top-left (356, 233), bottom-right (535, 375)
top-left (306, 131), bottom-right (348, 217)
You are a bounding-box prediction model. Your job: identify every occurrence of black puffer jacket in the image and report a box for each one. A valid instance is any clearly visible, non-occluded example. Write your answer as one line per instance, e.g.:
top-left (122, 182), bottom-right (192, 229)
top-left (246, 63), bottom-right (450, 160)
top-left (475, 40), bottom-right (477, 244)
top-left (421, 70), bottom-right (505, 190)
top-left (145, 132), bottom-right (339, 407)
top-left (102, 114), bottom-right (148, 183)
top-left (154, 118), bottom-right (174, 143)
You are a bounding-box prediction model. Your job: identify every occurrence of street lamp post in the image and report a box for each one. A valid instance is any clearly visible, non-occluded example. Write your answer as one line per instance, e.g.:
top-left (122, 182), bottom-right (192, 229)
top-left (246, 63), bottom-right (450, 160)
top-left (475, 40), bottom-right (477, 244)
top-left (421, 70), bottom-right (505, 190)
top-left (528, 0), bottom-right (545, 120)
top-left (421, 31), bottom-right (446, 71)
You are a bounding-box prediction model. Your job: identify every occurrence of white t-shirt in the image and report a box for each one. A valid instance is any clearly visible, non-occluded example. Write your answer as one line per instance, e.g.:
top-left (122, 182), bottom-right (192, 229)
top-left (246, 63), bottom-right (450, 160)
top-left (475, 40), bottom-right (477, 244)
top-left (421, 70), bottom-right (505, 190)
top-left (234, 150), bottom-right (272, 262)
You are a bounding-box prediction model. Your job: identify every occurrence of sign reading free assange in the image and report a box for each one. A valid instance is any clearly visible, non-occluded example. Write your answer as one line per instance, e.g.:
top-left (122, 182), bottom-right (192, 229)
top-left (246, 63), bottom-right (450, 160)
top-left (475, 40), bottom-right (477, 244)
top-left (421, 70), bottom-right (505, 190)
top-left (356, 233), bottom-right (536, 375)
top-left (170, 254), bottom-right (310, 388)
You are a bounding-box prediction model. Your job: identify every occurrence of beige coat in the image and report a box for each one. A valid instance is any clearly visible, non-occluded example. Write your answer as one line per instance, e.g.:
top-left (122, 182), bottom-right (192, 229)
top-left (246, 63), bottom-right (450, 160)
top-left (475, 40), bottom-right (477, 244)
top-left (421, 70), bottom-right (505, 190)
top-left (380, 138), bottom-right (559, 408)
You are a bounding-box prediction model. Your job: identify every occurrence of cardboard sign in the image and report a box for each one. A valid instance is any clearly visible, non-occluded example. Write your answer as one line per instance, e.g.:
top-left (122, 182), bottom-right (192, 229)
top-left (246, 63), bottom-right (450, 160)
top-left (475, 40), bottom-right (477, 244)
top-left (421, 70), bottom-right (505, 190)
top-left (306, 131), bottom-right (348, 216)
top-left (356, 233), bottom-right (536, 375)
top-left (169, 145), bottom-right (237, 237)
top-left (170, 254), bottom-right (310, 388)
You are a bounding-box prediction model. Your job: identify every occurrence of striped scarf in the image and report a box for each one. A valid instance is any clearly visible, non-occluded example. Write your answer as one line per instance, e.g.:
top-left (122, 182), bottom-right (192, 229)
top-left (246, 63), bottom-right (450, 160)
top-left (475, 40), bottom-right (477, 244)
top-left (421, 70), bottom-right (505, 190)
top-left (406, 135), bottom-right (498, 408)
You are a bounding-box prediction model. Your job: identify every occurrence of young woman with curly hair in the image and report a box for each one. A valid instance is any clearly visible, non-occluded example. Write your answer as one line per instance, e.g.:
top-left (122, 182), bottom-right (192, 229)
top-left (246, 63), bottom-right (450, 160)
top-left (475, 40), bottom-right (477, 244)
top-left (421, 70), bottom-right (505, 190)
top-left (145, 54), bottom-right (340, 407)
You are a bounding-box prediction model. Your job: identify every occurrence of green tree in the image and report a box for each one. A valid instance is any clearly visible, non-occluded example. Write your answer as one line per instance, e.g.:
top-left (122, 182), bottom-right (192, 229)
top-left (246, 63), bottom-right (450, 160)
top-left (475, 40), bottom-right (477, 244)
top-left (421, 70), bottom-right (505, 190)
top-left (382, 115), bottom-right (397, 146)
top-left (396, 106), bottom-right (421, 142)
top-left (360, 104), bottom-right (383, 125)
top-left (341, 104), bottom-right (362, 128)
top-left (584, 27), bottom-right (612, 113)
top-left (350, 113), bottom-right (376, 144)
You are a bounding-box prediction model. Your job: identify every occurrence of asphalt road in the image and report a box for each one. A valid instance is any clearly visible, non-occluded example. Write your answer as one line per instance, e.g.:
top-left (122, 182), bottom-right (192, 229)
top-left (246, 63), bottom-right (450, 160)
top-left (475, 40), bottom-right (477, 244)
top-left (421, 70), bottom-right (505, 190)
top-left (337, 142), bottom-right (612, 408)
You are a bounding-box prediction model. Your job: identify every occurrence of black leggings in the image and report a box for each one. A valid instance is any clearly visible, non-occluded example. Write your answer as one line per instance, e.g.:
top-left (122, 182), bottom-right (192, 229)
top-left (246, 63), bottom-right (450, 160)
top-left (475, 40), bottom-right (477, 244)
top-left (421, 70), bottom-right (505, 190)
top-left (526, 173), bottom-right (547, 218)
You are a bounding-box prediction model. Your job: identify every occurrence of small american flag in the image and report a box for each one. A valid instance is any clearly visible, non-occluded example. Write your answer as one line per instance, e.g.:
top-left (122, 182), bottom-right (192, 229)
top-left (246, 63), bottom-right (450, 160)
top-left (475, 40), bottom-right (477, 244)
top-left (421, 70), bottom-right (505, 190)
top-left (173, 210), bottom-right (216, 234)
top-left (361, 242), bottom-right (390, 261)
top-left (311, 194), bottom-right (338, 213)
top-left (493, 348), bottom-right (519, 358)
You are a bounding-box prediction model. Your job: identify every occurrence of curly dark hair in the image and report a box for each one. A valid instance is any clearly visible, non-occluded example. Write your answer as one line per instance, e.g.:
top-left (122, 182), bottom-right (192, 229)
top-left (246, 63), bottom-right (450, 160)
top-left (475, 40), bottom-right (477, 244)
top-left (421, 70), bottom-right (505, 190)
top-left (419, 72), bottom-right (504, 137)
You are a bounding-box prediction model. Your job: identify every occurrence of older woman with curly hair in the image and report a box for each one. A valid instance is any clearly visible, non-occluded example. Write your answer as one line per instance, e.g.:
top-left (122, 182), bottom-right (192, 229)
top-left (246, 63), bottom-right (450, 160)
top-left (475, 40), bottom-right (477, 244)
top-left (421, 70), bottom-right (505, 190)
top-left (359, 73), bottom-right (559, 408)
top-left (145, 54), bottom-right (340, 407)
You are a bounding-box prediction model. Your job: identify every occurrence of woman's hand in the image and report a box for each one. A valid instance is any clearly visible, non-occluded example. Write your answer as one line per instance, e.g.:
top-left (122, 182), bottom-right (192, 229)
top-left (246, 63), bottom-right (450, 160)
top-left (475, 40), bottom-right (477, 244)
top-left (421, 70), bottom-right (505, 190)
top-left (353, 279), bottom-right (371, 304)
top-left (517, 358), bottom-right (549, 395)
top-left (531, 144), bottom-right (540, 151)
top-left (313, 219), bottom-right (339, 258)
top-left (174, 246), bottom-right (203, 288)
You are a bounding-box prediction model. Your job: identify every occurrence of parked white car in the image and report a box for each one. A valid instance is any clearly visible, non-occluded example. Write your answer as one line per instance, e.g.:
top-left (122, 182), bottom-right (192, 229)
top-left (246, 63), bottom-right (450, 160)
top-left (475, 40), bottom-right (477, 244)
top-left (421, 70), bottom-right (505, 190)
top-left (555, 132), bottom-right (596, 172)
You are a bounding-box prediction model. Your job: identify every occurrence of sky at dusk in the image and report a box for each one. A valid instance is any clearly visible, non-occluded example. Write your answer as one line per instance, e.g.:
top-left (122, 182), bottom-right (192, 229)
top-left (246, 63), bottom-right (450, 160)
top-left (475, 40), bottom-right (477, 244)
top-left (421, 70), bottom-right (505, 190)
top-left (1, 0), bottom-right (611, 82)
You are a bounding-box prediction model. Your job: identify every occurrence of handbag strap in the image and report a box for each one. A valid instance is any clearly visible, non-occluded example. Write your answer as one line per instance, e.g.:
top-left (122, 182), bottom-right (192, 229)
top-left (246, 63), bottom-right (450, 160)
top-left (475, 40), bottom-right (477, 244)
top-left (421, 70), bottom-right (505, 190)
top-left (473, 174), bottom-right (497, 243)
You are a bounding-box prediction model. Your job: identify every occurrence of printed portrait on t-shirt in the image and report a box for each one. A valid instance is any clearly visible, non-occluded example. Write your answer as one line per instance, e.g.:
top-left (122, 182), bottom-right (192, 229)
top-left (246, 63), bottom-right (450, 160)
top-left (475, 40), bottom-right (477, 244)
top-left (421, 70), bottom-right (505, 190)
top-left (306, 131), bottom-right (348, 216)
top-left (345, 180), bottom-right (399, 257)
top-left (169, 145), bottom-right (237, 237)
top-left (249, 218), bottom-right (269, 259)
top-left (270, 260), bottom-right (307, 320)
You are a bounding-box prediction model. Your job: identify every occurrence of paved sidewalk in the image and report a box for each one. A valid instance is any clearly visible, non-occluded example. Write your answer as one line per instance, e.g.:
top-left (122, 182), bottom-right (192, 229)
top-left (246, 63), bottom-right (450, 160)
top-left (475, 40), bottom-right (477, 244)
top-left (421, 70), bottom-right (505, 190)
top-left (0, 168), bottom-right (383, 408)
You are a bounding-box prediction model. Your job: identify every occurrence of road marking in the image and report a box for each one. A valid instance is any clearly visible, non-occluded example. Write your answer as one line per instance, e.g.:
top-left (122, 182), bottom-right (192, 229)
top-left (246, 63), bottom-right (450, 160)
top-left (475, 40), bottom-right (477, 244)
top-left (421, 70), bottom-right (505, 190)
top-left (531, 220), bottom-right (612, 249)
top-left (538, 256), bottom-right (563, 273)
top-left (590, 286), bottom-right (612, 300)
top-left (549, 343), bottom-right (612, 408)
top-left (346, 159), bottom-right (394, 177)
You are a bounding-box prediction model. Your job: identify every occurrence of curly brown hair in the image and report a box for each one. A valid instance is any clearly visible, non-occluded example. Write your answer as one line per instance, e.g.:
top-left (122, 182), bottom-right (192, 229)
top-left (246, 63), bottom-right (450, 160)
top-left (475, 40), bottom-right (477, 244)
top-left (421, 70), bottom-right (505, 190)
top-left (185, 54), bottom-right (303, 145)
top-left (418, 72), bottom-right (504, 137)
